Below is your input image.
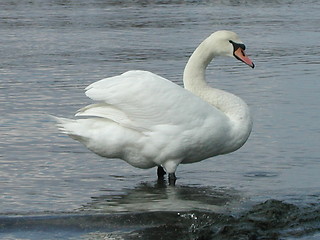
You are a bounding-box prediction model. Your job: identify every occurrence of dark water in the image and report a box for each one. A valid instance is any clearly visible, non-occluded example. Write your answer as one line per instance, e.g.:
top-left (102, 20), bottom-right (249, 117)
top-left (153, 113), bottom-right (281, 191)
top-left (1, 0), bottom-right (320, 239)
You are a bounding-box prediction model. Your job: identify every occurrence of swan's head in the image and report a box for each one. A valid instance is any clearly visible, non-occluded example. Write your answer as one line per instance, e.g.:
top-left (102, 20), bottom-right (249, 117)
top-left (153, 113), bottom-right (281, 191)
top-left (209, 30), bottom-right (254, 68)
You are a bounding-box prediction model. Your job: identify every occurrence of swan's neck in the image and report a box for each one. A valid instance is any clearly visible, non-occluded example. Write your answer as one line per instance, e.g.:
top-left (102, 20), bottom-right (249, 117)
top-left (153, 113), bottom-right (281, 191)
top-left (183, 37), bottom-right (252, 152)
top-left (183, 38), bottom-right (213, 93)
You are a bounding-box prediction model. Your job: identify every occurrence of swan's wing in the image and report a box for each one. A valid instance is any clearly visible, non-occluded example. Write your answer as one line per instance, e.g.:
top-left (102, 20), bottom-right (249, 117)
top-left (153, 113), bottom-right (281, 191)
top-left (76, 70), bottom-right (222, 132)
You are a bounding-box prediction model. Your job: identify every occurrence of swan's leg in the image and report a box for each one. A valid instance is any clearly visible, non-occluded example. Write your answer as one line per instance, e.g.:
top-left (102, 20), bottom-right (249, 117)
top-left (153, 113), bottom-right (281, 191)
top-left (157, 166), bottom-right (166, 179)
top-left (163, 159), bottom-right (180, 186)
top-left (168, 173), bottom-right (177, 186)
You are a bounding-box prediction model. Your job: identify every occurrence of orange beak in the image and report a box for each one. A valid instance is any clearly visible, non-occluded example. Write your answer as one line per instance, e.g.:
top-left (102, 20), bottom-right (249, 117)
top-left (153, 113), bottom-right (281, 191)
top-left (234, 48), bottom-right (255, 68)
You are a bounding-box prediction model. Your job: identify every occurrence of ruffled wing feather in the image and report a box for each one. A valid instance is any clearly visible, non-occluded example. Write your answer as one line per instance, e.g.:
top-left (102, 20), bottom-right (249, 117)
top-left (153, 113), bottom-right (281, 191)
top-left (77, 70), bottom-right (221, 132)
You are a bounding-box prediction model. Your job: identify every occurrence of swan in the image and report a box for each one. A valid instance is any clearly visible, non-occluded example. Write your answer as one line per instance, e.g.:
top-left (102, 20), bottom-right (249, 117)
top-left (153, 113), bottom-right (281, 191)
top-left (54, 30), bottom-right (254, 185)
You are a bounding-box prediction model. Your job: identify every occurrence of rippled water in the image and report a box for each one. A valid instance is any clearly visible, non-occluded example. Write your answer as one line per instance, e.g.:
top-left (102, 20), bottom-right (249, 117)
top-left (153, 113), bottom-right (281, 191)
top-left (1, 0), bottom-right (320, 239)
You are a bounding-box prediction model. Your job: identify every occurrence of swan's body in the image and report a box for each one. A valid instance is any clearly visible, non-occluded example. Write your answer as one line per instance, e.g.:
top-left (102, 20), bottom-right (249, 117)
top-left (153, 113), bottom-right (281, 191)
top-left (55, 30), bottom-right (254, 184)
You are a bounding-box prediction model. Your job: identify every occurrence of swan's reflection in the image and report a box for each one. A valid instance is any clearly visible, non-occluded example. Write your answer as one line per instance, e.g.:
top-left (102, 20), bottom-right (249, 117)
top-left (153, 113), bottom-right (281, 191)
top-left (80, 181), bottom-right (245, 213)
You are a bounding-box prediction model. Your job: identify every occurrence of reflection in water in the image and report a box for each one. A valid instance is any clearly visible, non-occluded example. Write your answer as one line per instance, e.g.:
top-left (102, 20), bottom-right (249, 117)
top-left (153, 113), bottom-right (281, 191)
top-left (79, 181), bottom-right (245, 214)
top-left (1, 184), bottom-right (319, 240)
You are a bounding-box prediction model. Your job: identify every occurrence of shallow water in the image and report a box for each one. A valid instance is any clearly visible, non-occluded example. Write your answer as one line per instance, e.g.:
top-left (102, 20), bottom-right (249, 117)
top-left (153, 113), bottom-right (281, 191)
top-left (1, 0), bottom-right (320, 239)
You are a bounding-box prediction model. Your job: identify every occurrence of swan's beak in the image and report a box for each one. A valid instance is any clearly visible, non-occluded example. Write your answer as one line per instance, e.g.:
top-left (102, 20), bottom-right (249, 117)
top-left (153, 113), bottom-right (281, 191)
top-left (234, 48), bottom-right (255, 68)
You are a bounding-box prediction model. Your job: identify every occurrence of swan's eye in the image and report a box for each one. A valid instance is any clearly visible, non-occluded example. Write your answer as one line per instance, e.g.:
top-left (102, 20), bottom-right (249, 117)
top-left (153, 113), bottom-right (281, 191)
top-left (229, 40), bottom-right (246, 51)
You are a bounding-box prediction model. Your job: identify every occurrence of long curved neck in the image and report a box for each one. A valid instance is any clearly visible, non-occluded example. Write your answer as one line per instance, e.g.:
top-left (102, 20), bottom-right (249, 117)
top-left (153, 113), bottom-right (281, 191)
top-left (183, 37), bottom-right (239, 114)
top-left (183, 38), bottom-right (213, 93)
top-left (183, 37), bottom-right (252, 152)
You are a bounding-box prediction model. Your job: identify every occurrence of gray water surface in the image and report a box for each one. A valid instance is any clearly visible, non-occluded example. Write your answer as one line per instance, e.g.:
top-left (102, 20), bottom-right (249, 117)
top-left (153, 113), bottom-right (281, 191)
top-left (1, 1), bottom-right (320, 239)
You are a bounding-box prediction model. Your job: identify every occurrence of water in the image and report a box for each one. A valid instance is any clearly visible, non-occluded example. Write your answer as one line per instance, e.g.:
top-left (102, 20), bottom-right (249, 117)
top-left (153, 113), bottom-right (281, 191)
top-left (1, 0), bottom-right (320, 239)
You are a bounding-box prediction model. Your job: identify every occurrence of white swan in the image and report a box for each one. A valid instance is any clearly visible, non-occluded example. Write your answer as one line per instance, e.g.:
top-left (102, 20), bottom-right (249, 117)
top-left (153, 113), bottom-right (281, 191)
top-left (54, 30), bottom-right (254, 185)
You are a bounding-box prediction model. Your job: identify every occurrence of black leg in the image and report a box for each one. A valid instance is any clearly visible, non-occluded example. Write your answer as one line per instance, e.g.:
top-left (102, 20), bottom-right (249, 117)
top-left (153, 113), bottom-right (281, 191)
top-left (168, 173), bottom-right (177, 186)
top-left (157, 166), bottom-right (166, 179)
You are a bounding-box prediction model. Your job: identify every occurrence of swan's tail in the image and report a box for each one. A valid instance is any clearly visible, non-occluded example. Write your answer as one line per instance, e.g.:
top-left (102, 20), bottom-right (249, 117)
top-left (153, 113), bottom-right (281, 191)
top-left (51, 115), bottom-right (88, 142)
